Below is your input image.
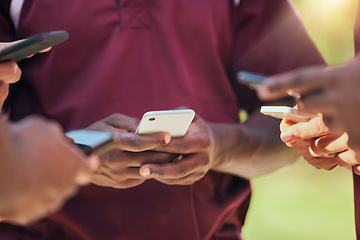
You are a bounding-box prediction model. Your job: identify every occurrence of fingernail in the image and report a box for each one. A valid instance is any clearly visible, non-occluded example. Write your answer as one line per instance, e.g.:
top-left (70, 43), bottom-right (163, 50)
top-left (140, 167), bottom-right (151, 177)
top-left (281, 132), bottom-right (292, 142)
top-left (164, 135), bottom-right (171, 144)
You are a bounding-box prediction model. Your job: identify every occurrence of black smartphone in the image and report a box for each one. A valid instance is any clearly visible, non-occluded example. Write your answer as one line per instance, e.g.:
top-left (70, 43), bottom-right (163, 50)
top-left (66, 130), bottom-right (115, 155)
top-left (237, 71), bottom-right (268, 90)
top-left (0, 30), bottom-right (69, 62)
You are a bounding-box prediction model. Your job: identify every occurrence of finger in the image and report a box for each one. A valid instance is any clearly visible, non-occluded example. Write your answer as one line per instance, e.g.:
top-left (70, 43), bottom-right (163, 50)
top-left (336, 149), bottom-right (359, 167)
top-left (280, 118), bottom-right (296, 132)
top-left (296, 141), bottom-right (338, 170)
top-left (310, 133), bottom-right (349, 156)
top-left (0, 61), bottom-right (21, 84)
top-left (153, 172), bottom-right (204, 185)
top-left (98, 148), bottom-right (175, 169)
top-left (139, 155), bottom-right (207, 179)
top-left (91, 173), bottom-right (145, 189)
top-left (39, 47), bottom-right (52, 53)
top-left (257, 65), bottom-right (328, 100)
top-left (303, 156), bottom-right (338, 171)
top-left (296, 139), bottom-right (324, 159)
top-left (297, 91), bottom-right (337, 117)
top-left (157, 136), bottom-right (209, 154)
top-left (154, 119), bottom-right (209, 154)
top-left (87, 113), bottom-right (140, 132)
top-left (96, 167), bottom-right (144, 180)
top-left (75, 155), bottom-right (100, 185)
top-left (104, 113), bottom-right (140, 132)
top-left (280, 116), bottom-right (330, 143)
top-left (297, 140), bottom-right (347, 170)
top-left (94, 131), bottom-right (171, 154)
top-left (0, 82), bottom-right (9, 104)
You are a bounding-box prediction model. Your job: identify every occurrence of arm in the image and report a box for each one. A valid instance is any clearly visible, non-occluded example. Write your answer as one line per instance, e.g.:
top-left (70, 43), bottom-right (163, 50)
top-left (137, 0), bottom-right (327, 183)
top-left (210, 107), bottom-right (299, 178)
top-left (139, 107), bottom-right (298, 183)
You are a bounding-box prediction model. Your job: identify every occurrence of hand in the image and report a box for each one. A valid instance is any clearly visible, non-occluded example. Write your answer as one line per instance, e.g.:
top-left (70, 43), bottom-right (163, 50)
top-left (0, 41), bottom-right (52, 110)
top-left (86, 113), bottom-right (174, 189)
top-left (0, 116), bottom-right (98, 225)
top-left (257, 57), bottom-right (360, 150)
top-left (279, 115), bottom-right (360, 171)
top-left (0, 61), bottom-right (21, 109)
top-left (139, 114), bottom-right (216, 185)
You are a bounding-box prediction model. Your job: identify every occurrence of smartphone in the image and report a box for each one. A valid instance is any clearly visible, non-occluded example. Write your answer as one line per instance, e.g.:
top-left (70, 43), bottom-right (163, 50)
top-left (260, 106), bottom-right (317, 123)
top-left (66, 129), bottom-right (115, 155)
top-left (237, 71), bottom-right (268, 90)
top-left (0, 30), bottom-right (69, 62)
top-left (136, 109), bottom-right (195, 137)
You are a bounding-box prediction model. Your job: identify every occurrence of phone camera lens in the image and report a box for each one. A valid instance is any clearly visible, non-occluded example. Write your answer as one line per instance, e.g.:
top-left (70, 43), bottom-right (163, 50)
top-left (149, 118), bottom-right (156, 121)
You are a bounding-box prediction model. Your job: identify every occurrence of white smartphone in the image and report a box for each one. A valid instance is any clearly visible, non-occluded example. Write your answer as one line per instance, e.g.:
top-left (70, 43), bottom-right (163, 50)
top-left (260, 106), bottom-right (317, 123)
top-left (66, 129), bottom-right (115, 155)
top-left (135, 109), bottom-right (195, 137)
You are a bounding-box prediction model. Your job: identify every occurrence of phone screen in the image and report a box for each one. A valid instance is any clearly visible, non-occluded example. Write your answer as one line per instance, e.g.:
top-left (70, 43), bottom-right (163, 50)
top-left (66, 130), bottom-right (114, 155)
top-left (237, 71), bottom-right (268, 90)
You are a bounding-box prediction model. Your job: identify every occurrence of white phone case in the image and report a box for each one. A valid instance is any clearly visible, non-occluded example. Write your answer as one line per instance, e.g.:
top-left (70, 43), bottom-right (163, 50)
top-left (260, 106), bottom-right (316, 123)
top-left (136, 109), bottom-right (195, 137)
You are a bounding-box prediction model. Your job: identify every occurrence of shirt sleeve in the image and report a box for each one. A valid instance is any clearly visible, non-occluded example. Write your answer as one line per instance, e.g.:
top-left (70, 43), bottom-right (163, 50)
top-left (229, 0), bottom-right (325, 111)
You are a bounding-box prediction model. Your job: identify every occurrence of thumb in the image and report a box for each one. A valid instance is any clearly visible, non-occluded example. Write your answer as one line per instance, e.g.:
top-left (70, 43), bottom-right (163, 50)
top-left (282, 116), bottom-right (329, 143)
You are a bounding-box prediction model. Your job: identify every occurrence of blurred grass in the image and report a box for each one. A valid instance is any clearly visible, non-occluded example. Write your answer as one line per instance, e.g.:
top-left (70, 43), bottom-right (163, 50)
top-left (242, 0), bottom-right (358, 239)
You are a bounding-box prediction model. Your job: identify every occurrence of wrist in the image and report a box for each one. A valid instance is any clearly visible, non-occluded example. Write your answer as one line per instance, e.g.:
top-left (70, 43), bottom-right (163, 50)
top-left (207, 122), bottom-right (246, 171)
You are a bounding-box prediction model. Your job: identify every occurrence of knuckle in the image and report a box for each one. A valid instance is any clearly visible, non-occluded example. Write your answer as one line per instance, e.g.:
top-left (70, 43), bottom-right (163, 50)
top-left (289, 127), bottom-right (302, 138)
top-left (312, 118), bottom-right (328, 134)
top-left (162, 179), bottom-right (177, 185)
top-left (199, 137), bottom-right (211, 149)
top-left (129, 135), bottom-right (142, 150)
top-left (177, 139), bottom-right (189, 152)
top-left (176, 166), bottom-right (187, 178)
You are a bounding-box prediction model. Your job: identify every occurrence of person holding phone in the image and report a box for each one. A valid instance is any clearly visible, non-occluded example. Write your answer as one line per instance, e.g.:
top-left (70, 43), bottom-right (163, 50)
top-left (256, 2), bottom-right (360, 238)
top-left (0, 0), bottom-right (325, 239)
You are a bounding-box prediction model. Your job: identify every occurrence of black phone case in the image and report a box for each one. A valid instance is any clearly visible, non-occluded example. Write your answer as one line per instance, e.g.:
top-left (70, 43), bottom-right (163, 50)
top-left (0, 30), bottom-right (69, 62)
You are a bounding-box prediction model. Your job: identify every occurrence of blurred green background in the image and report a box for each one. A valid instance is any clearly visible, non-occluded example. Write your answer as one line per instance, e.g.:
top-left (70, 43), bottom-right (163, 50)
top-left (242, 0), bottom-right (358, 239)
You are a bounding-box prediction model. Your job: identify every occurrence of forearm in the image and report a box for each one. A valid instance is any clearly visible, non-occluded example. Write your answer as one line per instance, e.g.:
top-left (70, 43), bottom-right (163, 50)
top-left (210, 110), bottom-right (298, 179)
